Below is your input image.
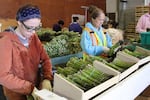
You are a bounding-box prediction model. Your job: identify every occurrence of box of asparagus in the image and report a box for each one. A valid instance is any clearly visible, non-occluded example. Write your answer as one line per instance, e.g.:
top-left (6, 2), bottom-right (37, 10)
top-left (115, 46), bottom-right (150, 80)
top-left (122, 46), bottom-right (150, 66)
top-left (132, 46), bottom-right (150, 67)
top-left (53, 60), bottom-right (120, 100)
top-left (111, 51), bottom-right (140, 81)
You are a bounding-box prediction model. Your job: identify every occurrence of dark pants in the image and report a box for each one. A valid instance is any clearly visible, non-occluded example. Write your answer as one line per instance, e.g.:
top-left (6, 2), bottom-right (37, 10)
top-left (0, 85), bottom-right (6, 100)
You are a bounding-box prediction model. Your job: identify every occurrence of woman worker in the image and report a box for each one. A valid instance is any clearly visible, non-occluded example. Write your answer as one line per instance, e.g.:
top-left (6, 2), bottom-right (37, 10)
top-left (0, 4), bottom-right (53, 100)
top-left (80, 5), bottom-right (112, 57)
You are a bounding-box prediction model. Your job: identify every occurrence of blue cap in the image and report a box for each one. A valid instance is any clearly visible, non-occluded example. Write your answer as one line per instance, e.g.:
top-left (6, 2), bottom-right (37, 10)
top-left (16, 4), bottom-right (41, 21)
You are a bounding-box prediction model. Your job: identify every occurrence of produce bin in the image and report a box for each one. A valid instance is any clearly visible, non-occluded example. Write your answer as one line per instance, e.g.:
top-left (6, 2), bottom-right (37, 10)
top-left (140, 32), bottom-right (150, 50)
top-left (134, 46), bottom-right (150, 57)
top-left (53, 61), bottom-right (120, 100)
top-left (112, 47), bottom-right (150, 81)
top-left (134, 46), bottom-right (150, 68)
top-left (114, 51), bottom-right (140, 81)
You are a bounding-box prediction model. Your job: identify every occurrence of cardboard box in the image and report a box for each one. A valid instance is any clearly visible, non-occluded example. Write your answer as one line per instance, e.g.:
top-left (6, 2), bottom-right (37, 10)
top-left (114, 51), bottom-right (140, 80)
top-left (119, 62), bottom-right (139, 81)
top-left (134, 46), bottom-right (150, 68)
top-left (115, 51), bottom-right (150, 81)
top-left (35, 89), bottom-right (68, 100)
top-left (53, 61), bottom-right (120, 100)
top-left (135, 46), bottom-right (150, 56)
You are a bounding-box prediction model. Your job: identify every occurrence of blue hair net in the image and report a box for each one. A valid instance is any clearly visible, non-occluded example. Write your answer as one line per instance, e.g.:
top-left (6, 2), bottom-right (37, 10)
top-left (16, 4), bottom-right (41, 21)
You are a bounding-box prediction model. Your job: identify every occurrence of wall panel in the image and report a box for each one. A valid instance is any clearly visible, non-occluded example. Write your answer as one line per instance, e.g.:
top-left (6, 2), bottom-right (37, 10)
top-left (0, 0), bottom-right (105, 28)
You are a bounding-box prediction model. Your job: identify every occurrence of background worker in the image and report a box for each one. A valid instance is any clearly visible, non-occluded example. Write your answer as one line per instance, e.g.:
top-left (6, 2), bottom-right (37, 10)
top-left (105, 20), bottom-right (124, 45)
top-left (80, 5), bottom-right (112, 56)
top-left (52, 20), bottom-right (64, 32)
top-left (136, 6), bottom-right (150, 33)
top-left (107, 20), bottom-right (118, 29)
top-left (0, 4), bottom-right (53, 100)
top-left (69, 16), bottom-right (82, 34)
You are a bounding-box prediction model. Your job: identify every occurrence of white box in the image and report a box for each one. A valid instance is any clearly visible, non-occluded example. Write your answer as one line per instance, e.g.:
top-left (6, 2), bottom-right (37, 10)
top-left (116, 51), bottom-right (140, 80)
top-left (134, 46), bottom-right (150, 68)
top-left (138, 56), bottom-right (150, 67)
top-left (53, 61), bottom-right (120, 100)
top-left (119, 62), bottom-right (139, 81)
top-left (118, 46), bottom-right (150, 80)
top-left (135, 46), bottom-right (150, 56)
top-left (35, 89), bottom-right (68, 100)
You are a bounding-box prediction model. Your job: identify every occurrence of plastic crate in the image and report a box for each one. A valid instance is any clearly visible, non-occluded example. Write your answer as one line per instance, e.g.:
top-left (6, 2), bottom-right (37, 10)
top-left (140, 32), bottom-right (150, 44)
top-left (51, 52), bottom-right (83, 74)
top-left (51, 52), bottom-right (83, 66)
top-left (140, 32), bottom-right (150, 50)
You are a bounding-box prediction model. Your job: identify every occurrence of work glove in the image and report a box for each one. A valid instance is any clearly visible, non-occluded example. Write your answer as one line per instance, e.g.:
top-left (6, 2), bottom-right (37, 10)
top-left (103, 47), bottom-right (110, 53)
top-left (31, 87), bottom-right (40, 100)
top-left (41, 79), bottom-right (52, 91)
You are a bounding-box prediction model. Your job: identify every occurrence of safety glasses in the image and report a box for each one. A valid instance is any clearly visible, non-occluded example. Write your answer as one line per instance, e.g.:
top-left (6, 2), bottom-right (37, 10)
top-left (21, 21), bottom-right (42, 32)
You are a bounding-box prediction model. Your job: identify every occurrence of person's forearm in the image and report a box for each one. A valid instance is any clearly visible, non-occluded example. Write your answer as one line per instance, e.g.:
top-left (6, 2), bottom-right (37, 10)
top-left (0, 73), bottom-right (34, 95)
